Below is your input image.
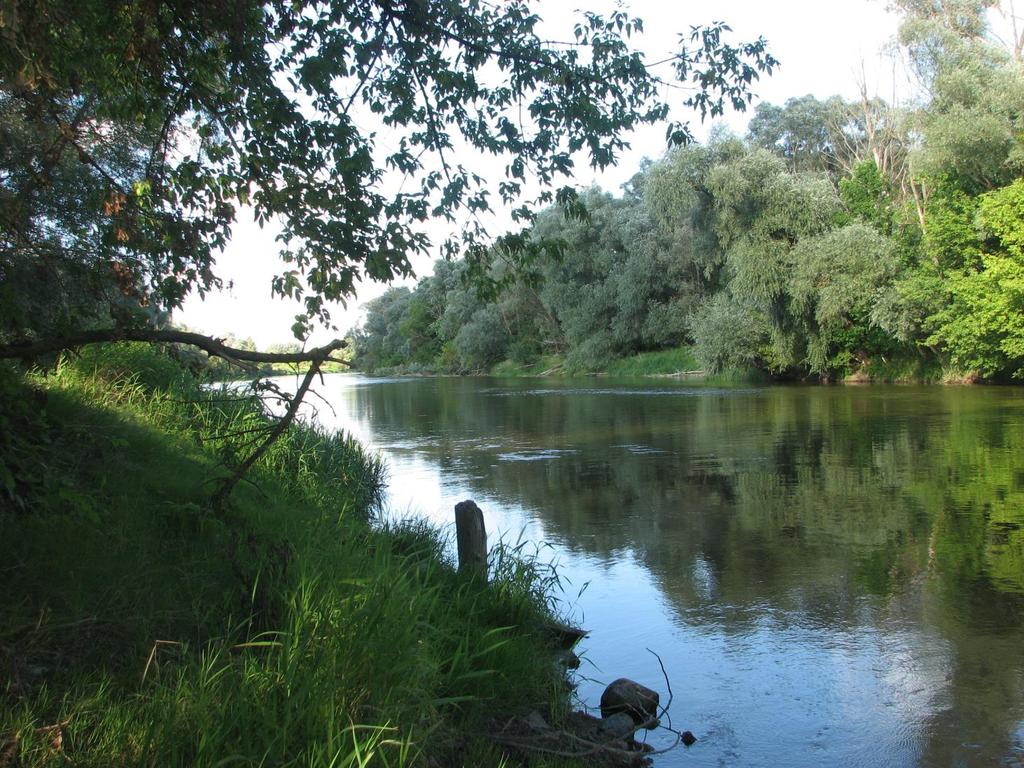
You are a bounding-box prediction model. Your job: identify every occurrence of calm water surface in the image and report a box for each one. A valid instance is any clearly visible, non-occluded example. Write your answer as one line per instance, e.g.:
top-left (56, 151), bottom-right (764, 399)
top-left (310, 375), bottom-right (1024, 768)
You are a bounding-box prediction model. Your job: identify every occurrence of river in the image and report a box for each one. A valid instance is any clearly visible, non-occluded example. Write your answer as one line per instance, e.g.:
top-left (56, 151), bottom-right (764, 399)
top-left (305, 374), bottom-right (1024, 768)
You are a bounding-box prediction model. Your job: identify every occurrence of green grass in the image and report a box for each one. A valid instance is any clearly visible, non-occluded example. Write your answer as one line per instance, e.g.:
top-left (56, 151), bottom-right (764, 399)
top-left (0, 344), bottom-right (575, 767)
top-left (701, 367), bottom-right (771, 386)
top-left (599, 346), bottom-right (701, 377)
top-left (491, 348), bottom-right (704, 378)
top-left (489, 355), bottom-right (564, 377)
top-left (855, 353), bottom-right (964, 384)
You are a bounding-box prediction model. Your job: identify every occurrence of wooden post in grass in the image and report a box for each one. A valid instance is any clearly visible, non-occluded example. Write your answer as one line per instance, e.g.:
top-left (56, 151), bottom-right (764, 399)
top-left (454, 499), bottom-right (487, 577)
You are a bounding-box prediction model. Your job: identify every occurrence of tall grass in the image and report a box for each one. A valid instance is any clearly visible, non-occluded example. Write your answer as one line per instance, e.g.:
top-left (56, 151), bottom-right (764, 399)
top-left (701, 366), bottom-right (770, 386)
top-left (0, 344), bottom-right (573, 767)
top-left (492, 347), bottom-right (704, 378)
top-left (600, 346), bottom-right (701, 377)
top-left (489, 355), bottom-right (564, 377)
top-left (857, 353), bottom-right (952, 383)
top-left (54, 343), bottom-right (386, 516)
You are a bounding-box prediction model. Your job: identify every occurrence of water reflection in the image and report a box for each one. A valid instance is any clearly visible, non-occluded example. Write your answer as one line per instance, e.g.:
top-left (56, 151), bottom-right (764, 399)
top-left (307, 375), bottom-right (1024, 767)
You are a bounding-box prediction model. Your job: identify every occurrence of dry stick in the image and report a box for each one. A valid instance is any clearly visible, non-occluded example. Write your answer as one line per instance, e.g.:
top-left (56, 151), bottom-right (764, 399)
top-left (201, 425), bottom-right (275, 443)
top-left (490, 718), bottom-right (648, 762)
top-left (642, 647), bottom-right (686, 753)
top-left (303, 384), bottom-right (339, 420)
top-left (489, 734), bottom-right (638, 761)
top-left (490, 669), bottom-right (681, 763)
top-left (209, 358), bottom-right (325, 509)
top-left (537, 651), bottom-right (682, 758)
top-left (0, 328), bottom-right (350, 368)
top-left (647, 647), bottom-right (675, 724)
top-left (492, 723), bottom-right (682, 761)
top-left (211, 471), bottom-right (271, 501)
top-left (140, 640), bottom-right (182, 685)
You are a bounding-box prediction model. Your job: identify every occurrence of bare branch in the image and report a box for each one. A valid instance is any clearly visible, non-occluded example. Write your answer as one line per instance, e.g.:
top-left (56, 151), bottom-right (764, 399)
top-left (210, 357), bottom-right (325, 507)
top-left (0, 328), bottom-right (351, 367)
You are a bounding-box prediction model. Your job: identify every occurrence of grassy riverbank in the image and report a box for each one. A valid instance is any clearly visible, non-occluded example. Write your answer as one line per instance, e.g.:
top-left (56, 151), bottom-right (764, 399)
top-left (373, 345), bottom-right (773, 384)
top-left (489, 347), bottom-right (703, 378)
top-left (367, 346), bottom-right (711, 379)
top-left (362, 341), bottom-right (978, 385)
top-left (0, 345), bottom-right (574, 767)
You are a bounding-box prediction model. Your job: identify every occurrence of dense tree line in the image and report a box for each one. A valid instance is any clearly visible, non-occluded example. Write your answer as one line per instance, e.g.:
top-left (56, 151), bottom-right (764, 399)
top-left (355, 1), bottom-right (1024, 381)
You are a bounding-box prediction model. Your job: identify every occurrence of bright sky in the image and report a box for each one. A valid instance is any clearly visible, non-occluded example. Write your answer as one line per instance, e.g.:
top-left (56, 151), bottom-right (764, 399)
top-left (178, 0), bottom-right (907, 348)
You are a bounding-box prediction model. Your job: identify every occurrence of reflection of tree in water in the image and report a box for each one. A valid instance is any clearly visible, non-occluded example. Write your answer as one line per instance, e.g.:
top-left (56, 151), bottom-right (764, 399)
top-left (349, 379), bottom-right (1024, 760)
top-left (352, 382), bottom-right (1024, 598)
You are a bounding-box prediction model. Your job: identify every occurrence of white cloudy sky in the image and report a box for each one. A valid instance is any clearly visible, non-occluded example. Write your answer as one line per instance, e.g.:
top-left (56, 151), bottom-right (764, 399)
top-left (178, 0), bottom-right (909, 347)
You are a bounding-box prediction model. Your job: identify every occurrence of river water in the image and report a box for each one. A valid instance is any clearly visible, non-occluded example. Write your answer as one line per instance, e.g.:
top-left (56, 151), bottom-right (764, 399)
top-left (307, 374), bottom-right (1024, 767)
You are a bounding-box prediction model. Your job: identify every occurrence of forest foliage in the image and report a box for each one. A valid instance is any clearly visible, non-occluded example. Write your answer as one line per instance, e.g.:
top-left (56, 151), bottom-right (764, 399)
top-left (354, 1), bottom-right (1024, 381)
top-left (0, 0), bottom-right (774, 348)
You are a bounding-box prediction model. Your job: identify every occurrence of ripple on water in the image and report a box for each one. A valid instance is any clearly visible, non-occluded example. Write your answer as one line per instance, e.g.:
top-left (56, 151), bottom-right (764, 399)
top-left (486, 386), bottom-right (763, 398)
top-left (495, 448), bottom-right (579, 462)
top-left (612, 443), bottom-right (669, 455)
